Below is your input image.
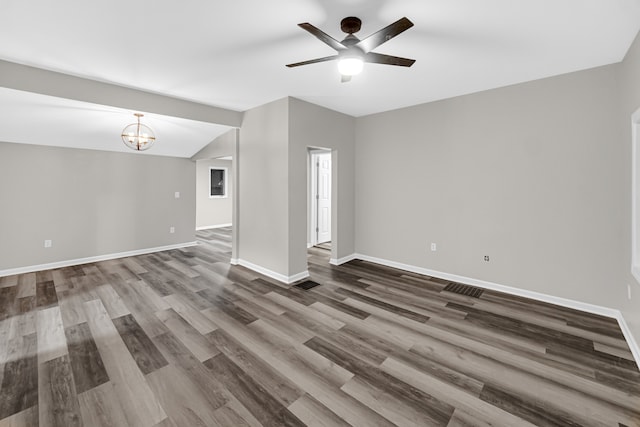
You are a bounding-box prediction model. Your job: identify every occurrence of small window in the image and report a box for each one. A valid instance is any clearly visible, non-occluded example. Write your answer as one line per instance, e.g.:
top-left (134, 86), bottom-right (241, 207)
top-left (209, 167), bottom-right (228, 198)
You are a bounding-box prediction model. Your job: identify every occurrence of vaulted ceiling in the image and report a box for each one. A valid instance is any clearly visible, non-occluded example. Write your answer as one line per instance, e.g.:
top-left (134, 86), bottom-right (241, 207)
top-left (0, 0), bottom-right (638, 157)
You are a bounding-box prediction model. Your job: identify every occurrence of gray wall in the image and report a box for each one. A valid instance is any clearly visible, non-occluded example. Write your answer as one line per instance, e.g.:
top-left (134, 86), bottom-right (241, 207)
top-left (237, 97), bottom-right (356, 279)
top-left (238, 98), bottom-right (290, 275)
top-left (0, 141), bottom-right (195, 271)
top-left (355, 32), bottom-right (640, 348)
top-left (195, 158), bottom-right (233, 229)
top-left (356, 65), bottom-right (623, 306)
top-left (191, 129), bottom-right (237, 161)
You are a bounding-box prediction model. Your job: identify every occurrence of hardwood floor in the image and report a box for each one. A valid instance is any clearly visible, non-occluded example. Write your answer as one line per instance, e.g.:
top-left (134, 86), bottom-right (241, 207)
top-left (1, 226), bottom-right (639, 426)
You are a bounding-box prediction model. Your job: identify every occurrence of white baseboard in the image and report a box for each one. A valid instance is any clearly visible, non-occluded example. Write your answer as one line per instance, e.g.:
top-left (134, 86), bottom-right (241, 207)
top-left (616, 314), bottom-right (640, 369)
top-left (196, 223), bottom-right (232, 231)
top-left (0, 241), bottom-right (199, 277)
top-left (236, 259), bottom-right (309, 284)
top-left (288, 270), bottom-right (311, 283)
top-left (354, 252), bottom-right (640, 368)
top-left (230, 258), bottom-right (239, 265)
top-left (355, 253), bottom-right (619, 317)
top-left (330, 253), bottom-right (358, 266)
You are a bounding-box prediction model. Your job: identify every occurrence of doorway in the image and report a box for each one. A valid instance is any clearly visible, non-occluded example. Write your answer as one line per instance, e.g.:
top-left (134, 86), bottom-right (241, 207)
top-left (194, 154), bottom-right (237, 263)
top-left (195, 156), bottom-right (233, 231)
top-left (309, 149), bottom-right (332, 248)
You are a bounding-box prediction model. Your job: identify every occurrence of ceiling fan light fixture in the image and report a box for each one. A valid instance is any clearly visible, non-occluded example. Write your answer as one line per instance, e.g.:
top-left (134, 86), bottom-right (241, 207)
top-left (287, 16), bottom-right (415, 82)
top-left (121, 113), bottom-right (156, 151)
top-left (337, 57), bottom-right (364, 76)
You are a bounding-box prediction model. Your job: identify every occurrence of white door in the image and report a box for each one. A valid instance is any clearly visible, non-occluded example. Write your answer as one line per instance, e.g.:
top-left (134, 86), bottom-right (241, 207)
top-left (316, 152), bottom-right (331, 244)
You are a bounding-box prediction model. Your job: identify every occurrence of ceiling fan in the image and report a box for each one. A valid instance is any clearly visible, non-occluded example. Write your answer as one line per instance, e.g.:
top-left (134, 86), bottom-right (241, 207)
top-left (286, 16), bottom-right (416, 82)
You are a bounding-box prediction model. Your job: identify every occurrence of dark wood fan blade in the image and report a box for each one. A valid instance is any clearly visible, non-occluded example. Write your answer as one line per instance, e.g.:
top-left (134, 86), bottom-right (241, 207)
top-left (298, 23), bottom-right (347, 51)
top-left (364, 52), bottom-right (415, 67)
top-left (286, 55), bottom-right (338, 68)
top-left (356, 17), bottom-right (414, 53)
top-left (341, 74), bottom-right (352, 83)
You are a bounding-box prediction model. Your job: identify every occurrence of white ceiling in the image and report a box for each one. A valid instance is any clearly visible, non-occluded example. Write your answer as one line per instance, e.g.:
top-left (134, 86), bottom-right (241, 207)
top-left (0, 87), bottom-right (233, 157)
top-left (0, 0), bottom-right (639, 157)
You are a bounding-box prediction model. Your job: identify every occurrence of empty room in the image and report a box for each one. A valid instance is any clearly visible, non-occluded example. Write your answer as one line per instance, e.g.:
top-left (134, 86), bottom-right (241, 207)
top-left (1, 1), bottom-right (640, 426)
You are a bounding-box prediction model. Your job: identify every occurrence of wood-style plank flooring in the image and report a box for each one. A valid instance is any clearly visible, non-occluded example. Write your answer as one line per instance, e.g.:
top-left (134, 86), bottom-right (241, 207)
top-left (1, 227), bottom-right (639, 426)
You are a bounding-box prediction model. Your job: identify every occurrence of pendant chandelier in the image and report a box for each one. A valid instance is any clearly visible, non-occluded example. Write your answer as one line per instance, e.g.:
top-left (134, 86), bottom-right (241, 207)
top-left (121, 113), bottom-right (156, 151)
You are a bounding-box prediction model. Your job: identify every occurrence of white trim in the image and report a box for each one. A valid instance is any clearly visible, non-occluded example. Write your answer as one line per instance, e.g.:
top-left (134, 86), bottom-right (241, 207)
top-left (633, 266), bottom-right (640, 285)
top-left (309, 149), bottom-right (332, 247)
top-left (632, 109), bottom-right (640, 285)
top-left (0, 242), bottom-right (198, 277)
top-left (330, 253), bottom-right (357, 266)
top-left (629, 109), bottom-right (640, 365)
top-left (616, 313), bottom-right (640, 368)
top-left (288, 270), bottom-right (311, 283)
top-left (230, 258), bottom-right (239, 265)
top-left (310, 151), bottom-right (320, 247)
top-left (196, 223), bottom-right (232, 231)
top-left (236, 259), bottom-right (309, 284)
top-left (307, 243), bottom-right (313, 249)
top-left (353, 253), bottom-right (640, 367)
top-left (355, 253), bottom-right (619, 317)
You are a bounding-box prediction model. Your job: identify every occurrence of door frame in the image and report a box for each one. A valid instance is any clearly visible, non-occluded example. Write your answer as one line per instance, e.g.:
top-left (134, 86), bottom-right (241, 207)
top-left (308, 148), bottom-right (332, 247)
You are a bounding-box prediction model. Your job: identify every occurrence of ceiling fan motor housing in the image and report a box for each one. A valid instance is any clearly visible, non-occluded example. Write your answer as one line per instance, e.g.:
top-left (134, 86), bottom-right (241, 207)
top-left (340, 17), bottom-right (362, 34)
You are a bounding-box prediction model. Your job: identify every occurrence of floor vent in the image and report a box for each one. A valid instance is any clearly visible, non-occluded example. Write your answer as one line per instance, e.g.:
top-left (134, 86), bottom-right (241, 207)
top-left (443, 283), bottom-right (484, 298)
top-left (294, 280), bottom-right (321, 290)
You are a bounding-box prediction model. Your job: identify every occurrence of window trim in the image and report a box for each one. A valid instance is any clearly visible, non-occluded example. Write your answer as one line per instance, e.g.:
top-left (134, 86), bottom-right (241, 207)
top-left (209, 167), bottom-right (228, 199)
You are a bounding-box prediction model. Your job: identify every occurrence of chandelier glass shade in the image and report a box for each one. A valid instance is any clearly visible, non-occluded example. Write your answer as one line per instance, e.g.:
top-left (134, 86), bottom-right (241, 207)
top-left (121, 113), bottom-right (156, 151)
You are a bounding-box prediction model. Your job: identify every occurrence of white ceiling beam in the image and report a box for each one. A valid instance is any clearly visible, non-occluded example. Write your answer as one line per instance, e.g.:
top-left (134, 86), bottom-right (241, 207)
top-left (0, 59), bottom-right (242, 127)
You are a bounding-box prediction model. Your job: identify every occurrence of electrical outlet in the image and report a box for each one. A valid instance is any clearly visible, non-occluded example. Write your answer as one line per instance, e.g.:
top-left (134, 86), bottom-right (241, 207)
top-left (169, 227), bottom-right (175, 234)
top-left (430, 243), bottom-right (437, 251)
top-left (484, 255), bottom-right (490, 262)
top-left (44, 239), bottom-right (52, 248)
top-left (174, 191), bottom-right (180, 199)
